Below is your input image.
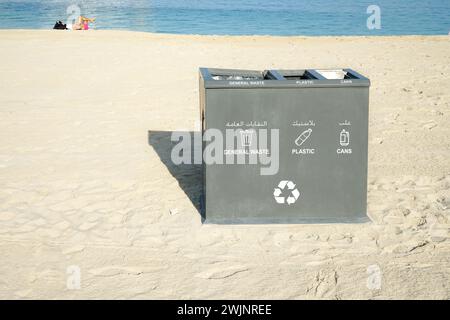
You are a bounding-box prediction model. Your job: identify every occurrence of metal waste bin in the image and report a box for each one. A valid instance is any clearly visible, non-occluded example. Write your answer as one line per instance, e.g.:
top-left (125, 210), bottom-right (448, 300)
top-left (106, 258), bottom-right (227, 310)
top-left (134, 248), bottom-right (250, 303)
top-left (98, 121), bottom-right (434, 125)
top-left (199, 67), bottom-right (370, 223)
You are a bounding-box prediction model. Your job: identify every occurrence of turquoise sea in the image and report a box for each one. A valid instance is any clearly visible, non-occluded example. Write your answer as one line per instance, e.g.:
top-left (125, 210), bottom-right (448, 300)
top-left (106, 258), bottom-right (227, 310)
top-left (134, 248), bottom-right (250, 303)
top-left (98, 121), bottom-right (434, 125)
top-left (0, 0), bottom-right (449, 35)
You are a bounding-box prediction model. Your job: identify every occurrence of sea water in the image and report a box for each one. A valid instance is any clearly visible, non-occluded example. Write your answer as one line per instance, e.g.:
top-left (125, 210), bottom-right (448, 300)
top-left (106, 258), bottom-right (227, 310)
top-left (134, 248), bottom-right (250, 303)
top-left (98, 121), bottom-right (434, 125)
top-left (0, 0), bottom-right (449, 35)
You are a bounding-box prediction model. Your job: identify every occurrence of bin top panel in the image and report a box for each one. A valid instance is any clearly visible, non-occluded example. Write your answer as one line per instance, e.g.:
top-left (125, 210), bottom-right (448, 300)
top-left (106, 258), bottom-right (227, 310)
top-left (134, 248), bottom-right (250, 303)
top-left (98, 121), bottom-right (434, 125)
top-left (199, 67), bottom-right (370, 89)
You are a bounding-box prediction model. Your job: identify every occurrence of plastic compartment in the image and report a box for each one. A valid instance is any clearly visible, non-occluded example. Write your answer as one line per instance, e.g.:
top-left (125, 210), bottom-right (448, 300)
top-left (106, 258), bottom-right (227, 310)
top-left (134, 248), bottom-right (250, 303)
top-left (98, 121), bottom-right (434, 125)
top-left (276, 69), bottom-right (318, 80)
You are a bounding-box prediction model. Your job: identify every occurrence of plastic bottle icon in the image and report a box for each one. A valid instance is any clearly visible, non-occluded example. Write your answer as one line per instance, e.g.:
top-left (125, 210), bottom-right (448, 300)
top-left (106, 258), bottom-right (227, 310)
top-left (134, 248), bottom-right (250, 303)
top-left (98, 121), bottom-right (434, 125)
top-left (295, 128), bottom-right (312, 146)
top-left (340, 129), bottom-right (350, 146)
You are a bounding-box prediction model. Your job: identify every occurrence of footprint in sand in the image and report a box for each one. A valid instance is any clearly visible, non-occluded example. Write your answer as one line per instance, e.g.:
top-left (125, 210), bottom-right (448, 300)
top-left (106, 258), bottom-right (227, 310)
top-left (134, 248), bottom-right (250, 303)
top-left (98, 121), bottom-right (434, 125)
top-left (195, 265), bottom-right (249, 280)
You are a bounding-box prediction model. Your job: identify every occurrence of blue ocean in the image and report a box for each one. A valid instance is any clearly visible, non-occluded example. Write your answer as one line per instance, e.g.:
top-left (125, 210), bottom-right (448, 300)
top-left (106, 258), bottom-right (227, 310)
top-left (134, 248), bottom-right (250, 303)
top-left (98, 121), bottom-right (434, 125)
top-left (0, 0), bottom-right (449, 35)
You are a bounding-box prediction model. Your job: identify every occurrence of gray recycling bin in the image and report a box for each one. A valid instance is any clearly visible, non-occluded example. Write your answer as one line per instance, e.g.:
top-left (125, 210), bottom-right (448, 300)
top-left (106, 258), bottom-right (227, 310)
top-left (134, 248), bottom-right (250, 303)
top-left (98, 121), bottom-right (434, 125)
top-left (199, 67), bottom-right (370, 223)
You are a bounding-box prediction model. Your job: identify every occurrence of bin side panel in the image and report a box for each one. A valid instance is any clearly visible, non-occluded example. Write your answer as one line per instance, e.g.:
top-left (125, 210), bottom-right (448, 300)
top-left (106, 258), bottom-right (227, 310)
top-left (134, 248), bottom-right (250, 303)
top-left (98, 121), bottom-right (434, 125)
top-left (204, 87), bottom-right (369, 223)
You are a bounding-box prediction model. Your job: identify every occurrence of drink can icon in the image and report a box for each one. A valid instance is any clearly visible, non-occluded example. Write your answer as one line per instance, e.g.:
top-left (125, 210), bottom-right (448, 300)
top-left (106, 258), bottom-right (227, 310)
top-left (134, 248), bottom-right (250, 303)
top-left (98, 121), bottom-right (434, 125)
top-left (240, 129), bottom-right (254, 147)
top-left (340, 129), bottom-right (350, 146)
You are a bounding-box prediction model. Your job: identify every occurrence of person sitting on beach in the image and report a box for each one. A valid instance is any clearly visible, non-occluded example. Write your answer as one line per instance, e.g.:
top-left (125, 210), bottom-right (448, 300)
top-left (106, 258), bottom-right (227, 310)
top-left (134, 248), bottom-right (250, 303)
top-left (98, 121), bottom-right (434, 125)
top-left (72, 16), bottom-right (95, 30)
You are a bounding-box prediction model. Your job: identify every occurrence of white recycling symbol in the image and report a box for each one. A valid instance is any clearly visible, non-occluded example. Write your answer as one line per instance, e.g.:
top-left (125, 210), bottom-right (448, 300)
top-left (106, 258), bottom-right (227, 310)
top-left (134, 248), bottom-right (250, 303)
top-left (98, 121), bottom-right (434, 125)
top-left (273, 180), bottom-right (300, 205)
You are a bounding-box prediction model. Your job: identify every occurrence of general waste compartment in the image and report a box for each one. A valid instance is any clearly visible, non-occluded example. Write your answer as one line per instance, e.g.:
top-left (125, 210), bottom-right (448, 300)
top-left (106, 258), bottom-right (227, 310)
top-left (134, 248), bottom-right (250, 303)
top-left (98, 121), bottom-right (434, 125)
top-left (199, 68), bottom-right (370, 223)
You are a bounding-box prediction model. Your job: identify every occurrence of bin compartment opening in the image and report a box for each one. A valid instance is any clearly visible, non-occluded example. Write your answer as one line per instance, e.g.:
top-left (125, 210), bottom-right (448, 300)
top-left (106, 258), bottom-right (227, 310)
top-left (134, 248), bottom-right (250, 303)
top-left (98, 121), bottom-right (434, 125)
top-left (210, 69), bottom-right (275, 81)
top-left (212, 74), bottom-right (263, 80)
top-left (277, 70), bottom-right (317, 80)
top-left (315, 69), bottom-right (357, 80)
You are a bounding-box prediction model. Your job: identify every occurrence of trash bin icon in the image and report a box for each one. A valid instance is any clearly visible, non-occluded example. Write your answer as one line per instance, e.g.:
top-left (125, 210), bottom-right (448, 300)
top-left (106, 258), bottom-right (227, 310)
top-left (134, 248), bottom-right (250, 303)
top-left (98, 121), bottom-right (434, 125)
top-left (240, 129), bottom-right (254, 147)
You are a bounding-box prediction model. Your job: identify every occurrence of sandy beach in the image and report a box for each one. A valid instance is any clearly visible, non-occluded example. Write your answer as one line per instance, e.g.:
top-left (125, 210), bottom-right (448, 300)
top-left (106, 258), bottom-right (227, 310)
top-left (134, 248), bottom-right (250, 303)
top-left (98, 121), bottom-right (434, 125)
top-left (0, 30), bottom-right (449, 299)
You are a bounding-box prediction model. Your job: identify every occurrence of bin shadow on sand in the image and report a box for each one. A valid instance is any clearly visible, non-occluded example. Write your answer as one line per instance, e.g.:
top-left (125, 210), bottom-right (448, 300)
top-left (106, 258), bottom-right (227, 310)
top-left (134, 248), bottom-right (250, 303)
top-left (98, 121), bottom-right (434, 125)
top-left (147, 130), bottom-right (203, 218)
